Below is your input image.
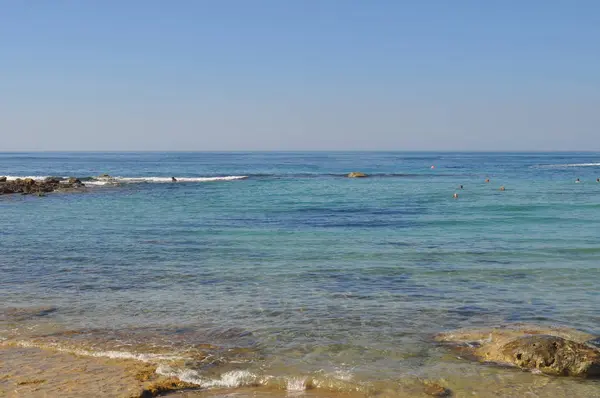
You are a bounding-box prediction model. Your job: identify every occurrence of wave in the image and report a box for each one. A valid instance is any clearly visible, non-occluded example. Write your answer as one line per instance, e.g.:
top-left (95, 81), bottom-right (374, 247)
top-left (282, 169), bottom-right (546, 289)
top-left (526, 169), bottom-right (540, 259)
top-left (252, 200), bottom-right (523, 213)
top-left (156, 365), bottom-right (361, 392)
top-left (242, 172), bottom-right (445, 178)
top-left (4, 175), bottom-right (53, 181)
top-left (2, 173), bottom-right (453, 185)
top-left (5, 339), bottom-right (365, 394)
top-left (535, 163), bottom-right (600, 169)
top-left (8, 339), bottom-right (186, 362)
top-left (156, 365), bottom-right (259, 389)
top-left (3, 175), bottom-right (248, 186)
top-left (91, 176), bottom-right (248, 185)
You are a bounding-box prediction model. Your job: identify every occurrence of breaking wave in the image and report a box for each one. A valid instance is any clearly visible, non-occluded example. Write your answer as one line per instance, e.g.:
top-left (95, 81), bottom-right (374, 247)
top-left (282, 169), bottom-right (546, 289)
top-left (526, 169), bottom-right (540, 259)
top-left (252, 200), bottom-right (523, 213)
top-left (535, 163), bottom-right (600, 169)
top-left (4, 339), bottom-right (366, 394)
top-left (3, 175), bottom-right (248, 186)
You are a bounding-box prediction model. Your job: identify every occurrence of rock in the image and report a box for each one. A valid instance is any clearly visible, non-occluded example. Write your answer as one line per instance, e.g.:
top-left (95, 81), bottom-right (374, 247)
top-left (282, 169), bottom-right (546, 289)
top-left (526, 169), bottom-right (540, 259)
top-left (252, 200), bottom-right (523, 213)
top-left (45, 177), bottom-right (62, 184)
top-left (138, 377), bottom-right (197, 397)
top-left (0, 176), bottom-right (6, 182)
top-left (423, 382), bottom-right (452, 396)
top-left (98, 173), bottom-right (111, 178)
top-left (499, 335), bottom-right (600, 377)
top-left (0, 176), bottom-right (69, 196)
top-left (347, 172), bottom-right (368, 178)
top-left (436, 324), bottom-right (600, 378)
top-left (0, 174), bottom-right (90, 196)
top-left (67, 177), bottom-right (83, 186)
top-left (1, 306), bottom-right (58, 322)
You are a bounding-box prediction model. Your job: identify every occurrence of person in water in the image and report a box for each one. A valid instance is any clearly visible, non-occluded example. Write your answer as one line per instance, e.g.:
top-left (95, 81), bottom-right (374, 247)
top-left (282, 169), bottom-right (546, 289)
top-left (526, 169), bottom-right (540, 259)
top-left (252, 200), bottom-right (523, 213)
top-left (485, 178), bottom-right (490, 183)
top-left (171, 177), bottom-right (177, 182)
top-left (453, 193), bottom-right (459, 199)
top-left (576, 178), bottom-right (581, 183)
top-left (500, 186), bottom-right (505, 191)
top-left (460, 185), bottom-right (464, 189)
top-left (597, 178), bottom-right (599, 183)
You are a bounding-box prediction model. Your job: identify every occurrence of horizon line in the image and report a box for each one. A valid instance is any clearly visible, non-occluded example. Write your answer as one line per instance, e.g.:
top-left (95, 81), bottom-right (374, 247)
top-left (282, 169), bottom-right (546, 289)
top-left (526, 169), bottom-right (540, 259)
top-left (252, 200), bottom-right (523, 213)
top-left (1, 149), bottom-right (600, 154)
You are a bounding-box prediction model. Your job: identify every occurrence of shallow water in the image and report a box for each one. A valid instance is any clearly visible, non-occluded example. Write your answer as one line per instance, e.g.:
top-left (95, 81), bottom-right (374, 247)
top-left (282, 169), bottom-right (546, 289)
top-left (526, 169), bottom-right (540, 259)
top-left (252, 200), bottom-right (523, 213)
top-left (2, 152), bottom-right (600, 396)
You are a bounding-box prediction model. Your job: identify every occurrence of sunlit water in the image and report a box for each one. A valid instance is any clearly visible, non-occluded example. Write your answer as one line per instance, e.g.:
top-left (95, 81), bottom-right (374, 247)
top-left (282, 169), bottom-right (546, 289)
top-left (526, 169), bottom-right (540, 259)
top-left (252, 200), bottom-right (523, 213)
top-left (2, 152), bottom-right (600, 396)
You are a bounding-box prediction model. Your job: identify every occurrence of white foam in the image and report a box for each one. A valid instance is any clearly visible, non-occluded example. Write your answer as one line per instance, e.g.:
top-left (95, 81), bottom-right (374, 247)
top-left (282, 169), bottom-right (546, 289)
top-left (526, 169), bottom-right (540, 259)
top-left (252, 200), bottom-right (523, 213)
top-left (79, 180), bottom-right (112, 186)
top-left (115, 176), bottom-right (248, 183)
top-left (286, 377), bottom-right (308, 391)
top-left (156, 365), bottom-right (258, 388)
top-left (1, 175), bottom-right (248, 185)
top-left (4, 176), bottom-right (55, 181)
top-left (11, 340), bottom-right (184, 362)
top-left (537, 163), bottom-right (600, 168)
top-left (331, 368), bottom-right (354, 381)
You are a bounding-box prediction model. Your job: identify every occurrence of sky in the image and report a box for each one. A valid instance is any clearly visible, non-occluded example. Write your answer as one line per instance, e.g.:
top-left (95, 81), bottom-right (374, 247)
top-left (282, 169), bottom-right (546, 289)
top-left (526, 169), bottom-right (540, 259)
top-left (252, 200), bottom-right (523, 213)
top-left (1, 1), bottom-right (599, 151)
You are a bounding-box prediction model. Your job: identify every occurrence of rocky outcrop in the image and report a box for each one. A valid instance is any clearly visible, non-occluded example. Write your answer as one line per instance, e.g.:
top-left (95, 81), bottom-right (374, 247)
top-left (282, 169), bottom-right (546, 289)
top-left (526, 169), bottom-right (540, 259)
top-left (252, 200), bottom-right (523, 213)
top-left (499, 335), bottom-right (600, 377)
top-left (68, 177), bottom-right (83, 186)
top-left (44, 177), bottom-right (61, 184)
top-left (436, 324), bottom-right (600, 378)
top-left (0, 178), bottom-right (86, 196)
top-left (0, 176), bottom-right (7, 182)
top-left (347, 172), bottom-right (368, 178)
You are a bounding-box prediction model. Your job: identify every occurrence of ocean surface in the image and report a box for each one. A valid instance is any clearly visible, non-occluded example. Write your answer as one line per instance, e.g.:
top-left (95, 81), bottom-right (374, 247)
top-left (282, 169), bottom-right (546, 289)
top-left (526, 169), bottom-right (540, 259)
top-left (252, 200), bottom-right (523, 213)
top-left (2, 152), bottom-right (600, 396)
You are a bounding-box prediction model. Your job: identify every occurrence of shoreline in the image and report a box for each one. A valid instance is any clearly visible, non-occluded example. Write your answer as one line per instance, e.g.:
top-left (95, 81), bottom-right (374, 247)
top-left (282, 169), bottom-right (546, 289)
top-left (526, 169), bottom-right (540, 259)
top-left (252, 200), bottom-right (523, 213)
top-left (0, 344), bottom-right (202, 398)
top-left (2, 306), bottom-right (600, 397)
top-left (3, 326), bottom-right (600, 398)
top-left (0, 344), bottom-right (375, 398)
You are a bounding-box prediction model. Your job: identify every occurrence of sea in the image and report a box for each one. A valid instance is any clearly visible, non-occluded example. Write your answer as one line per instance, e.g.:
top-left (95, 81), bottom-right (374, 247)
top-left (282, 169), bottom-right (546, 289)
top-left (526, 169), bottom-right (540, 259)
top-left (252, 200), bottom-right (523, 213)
top-left (2, 151), bottom-right (600, 397)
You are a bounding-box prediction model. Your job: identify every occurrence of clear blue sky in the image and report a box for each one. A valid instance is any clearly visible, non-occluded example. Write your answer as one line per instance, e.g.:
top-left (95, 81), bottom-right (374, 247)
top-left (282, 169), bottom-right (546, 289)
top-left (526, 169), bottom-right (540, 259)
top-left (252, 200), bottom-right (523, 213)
top-left (1, 1), bottom-right (599, 151)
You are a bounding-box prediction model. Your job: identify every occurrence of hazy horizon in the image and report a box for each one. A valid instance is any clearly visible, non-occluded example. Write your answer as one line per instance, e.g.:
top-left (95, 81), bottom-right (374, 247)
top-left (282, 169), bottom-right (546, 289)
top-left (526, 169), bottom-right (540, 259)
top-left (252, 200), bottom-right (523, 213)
top-left (2, 1), bottom-right (599, 151)
top-left (2, 150), bottom-right (600, 154)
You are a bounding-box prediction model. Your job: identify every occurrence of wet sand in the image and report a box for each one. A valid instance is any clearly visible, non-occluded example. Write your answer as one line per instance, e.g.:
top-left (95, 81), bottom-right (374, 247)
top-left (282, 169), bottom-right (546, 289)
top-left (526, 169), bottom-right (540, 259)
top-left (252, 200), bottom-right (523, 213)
top-left (0, 345), bottom-right (197, 398)
top-left (0, 345), bottom-right (371, 398)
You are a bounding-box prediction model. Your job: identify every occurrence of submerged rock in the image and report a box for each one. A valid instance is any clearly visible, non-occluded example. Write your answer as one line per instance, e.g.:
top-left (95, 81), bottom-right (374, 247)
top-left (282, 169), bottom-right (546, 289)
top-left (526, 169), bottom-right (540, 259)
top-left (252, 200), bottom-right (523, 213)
top-left (436, 324), bottom-right (600, 378)
top-left (347, 172), bottom-right (368, 178)
top-left (423, 382), bottom-right (452, 396)
top-left (0, 306), bottom-right (58, 322)
top-left (138, 377), bottom-right (197, 397)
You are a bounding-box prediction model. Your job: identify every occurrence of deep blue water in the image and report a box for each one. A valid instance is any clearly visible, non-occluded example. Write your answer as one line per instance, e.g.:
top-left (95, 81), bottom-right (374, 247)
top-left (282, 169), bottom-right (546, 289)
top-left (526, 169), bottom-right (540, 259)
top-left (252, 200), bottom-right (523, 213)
top-left (2, 152), bottom-right (600, 393)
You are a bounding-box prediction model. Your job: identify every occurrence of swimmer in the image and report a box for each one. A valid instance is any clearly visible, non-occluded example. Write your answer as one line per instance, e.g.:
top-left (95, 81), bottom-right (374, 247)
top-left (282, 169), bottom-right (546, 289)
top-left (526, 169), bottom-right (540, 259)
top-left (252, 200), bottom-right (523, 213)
top-left (453, 193), bottom-right (459, 199)
top-left (460, 185), bottom-right (464, 189)
top-left (597, 178), bottom-right (599, 183)
top-left (500, 186), bottom-right (505, 191)
top-left (485, 178), bottom-right (490, 183)
top-left (171, 177), bottom-right (177, 182)
top-left (576, 178), bottom-right (581, 183)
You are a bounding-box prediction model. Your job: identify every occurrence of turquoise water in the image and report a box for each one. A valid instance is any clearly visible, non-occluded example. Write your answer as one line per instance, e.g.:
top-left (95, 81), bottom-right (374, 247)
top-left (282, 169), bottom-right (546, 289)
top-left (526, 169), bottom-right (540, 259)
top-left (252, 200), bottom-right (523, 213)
top-left (2, 152), bottom-right (600, 394)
